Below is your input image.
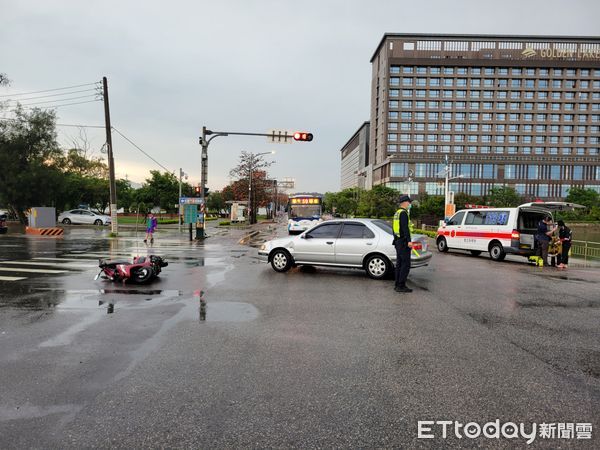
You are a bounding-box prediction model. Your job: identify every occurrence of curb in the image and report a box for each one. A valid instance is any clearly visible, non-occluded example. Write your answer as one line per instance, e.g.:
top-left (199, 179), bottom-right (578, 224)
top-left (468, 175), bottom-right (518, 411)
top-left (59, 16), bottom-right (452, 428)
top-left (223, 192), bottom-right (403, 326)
top-left (238, 230), bottom-right (260, 245)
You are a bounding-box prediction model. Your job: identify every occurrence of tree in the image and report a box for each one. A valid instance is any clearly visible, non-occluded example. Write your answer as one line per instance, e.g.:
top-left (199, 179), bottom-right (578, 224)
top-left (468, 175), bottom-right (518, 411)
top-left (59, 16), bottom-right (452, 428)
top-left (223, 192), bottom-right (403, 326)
top-left (485, 186), bottom-right (523, 208)
top-left (134, 171), bottom-right (180, 213)
top-left (228, 151), bottom-right (274, 223)
top-left (206, 191), bottom-right (225, 215)
top-left (566, 187), bottom-right (599, 209)
top-left (0, 107), bottom-right (64, 223)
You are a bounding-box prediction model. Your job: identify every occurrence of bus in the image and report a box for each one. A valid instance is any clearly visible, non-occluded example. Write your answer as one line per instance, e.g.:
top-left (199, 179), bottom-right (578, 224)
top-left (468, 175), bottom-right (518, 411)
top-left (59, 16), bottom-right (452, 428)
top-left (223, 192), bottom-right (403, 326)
top-left (287, 193), bottom-right (323, 234)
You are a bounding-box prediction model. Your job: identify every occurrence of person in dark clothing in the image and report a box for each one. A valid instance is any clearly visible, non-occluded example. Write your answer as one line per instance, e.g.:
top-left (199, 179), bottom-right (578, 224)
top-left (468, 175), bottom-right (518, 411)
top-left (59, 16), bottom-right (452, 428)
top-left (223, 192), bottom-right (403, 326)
top-left (556, 220), bottom-right (572, 269)
top-left (392, 195), bottom-right (413, 293)
top-left (535, 216), bottom-right (556, 267)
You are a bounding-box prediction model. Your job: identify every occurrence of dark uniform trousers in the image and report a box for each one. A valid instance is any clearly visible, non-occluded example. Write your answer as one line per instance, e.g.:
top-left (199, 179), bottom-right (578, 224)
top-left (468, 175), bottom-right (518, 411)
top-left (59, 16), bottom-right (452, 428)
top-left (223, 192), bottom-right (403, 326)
top-left (394, 240), bottom-right (411, 288)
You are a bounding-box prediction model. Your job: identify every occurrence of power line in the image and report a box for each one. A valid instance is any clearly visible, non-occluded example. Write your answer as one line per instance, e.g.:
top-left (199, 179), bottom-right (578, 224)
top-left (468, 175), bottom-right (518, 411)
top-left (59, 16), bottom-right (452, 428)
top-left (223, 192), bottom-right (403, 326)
top-left (13, 94), bottom-right (100, 107)
top-left (0, 81), bottom-right (101, 98)
top-left (1, 88), bottom-right (99, 102)
top-left (0, 117), bottom-right (105, 128)
top-left (13, 99), bottom-right (102, 111)
top-left (111, 127), bottom-right (172, 173)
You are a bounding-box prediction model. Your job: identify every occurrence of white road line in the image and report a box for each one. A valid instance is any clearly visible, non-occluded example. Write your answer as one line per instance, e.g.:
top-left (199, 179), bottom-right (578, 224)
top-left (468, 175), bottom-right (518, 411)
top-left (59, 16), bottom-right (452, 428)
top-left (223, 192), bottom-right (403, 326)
top-left (0, 261), bottom-right (96, 268)
top-left (0, 267), bottom-right (68, 274)
top-left (0, 276), bottom-right (27, 281)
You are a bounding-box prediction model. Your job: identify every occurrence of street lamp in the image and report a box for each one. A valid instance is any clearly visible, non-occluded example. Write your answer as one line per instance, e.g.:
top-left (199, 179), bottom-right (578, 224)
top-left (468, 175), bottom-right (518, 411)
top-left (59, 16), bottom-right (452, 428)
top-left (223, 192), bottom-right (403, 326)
top-left (178, 168), bottom-right (188, 233)
top-left (248, 151), bottom-right (275, 225)
top-left (438, 155), bottom-right (464, 218)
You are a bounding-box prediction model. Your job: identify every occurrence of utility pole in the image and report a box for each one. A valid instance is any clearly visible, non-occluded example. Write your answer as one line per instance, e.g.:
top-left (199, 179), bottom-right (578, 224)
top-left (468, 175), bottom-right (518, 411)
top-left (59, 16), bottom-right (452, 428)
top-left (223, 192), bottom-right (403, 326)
top-left (178, 168), bottom-right (187, 233)
top-left (198, 126), bottom-right (209, 239)
top-left (102, 76), bottom-right (118, 234)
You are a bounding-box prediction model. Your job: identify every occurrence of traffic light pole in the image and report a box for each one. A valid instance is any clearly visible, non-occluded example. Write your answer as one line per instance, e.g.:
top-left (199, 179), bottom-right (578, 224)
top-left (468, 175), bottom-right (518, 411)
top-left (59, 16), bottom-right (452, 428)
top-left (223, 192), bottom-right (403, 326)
top-left (197, 128), bottom-right (312, 239)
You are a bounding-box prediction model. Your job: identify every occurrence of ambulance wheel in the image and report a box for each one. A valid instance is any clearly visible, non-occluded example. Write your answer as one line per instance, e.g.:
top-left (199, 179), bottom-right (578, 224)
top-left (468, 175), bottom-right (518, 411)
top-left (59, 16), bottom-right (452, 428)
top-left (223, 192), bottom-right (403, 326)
top-left (470, 250), bottom-right (482, 256)
top-left (436, 237), bottom-right (449, 253)
top-left (489, 242), bottom-right (506, 261)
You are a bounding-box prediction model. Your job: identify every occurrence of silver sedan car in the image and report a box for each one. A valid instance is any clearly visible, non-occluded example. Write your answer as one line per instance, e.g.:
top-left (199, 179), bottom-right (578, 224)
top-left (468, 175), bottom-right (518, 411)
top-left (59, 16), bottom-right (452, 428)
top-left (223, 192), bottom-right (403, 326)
top-left (258, 218), bottom-right (432, 279)
top-left (57, 209), bottom-right (112, 226)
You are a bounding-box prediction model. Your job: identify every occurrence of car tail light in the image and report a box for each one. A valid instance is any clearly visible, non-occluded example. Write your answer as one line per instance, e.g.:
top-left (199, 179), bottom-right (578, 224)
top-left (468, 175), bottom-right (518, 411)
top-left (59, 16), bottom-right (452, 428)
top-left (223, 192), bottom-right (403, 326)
top-left (411, 242), bottom-right (423, 251)
top-left (511, 229), bottom-right (520, 240)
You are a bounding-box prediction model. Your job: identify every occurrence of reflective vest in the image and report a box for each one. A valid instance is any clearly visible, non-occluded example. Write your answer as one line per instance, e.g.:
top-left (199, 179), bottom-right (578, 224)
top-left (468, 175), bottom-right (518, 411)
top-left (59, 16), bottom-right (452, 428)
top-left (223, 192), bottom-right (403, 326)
top-left (393, 208), bottom-right (414, 237)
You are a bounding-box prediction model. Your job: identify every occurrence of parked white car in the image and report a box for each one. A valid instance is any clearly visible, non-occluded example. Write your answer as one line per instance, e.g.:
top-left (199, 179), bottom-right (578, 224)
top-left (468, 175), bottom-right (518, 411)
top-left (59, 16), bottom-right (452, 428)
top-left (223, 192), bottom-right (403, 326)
top-left (258, 218), bottom-right (432, 279)
top-left (58, 209), bottom-right (111, 226)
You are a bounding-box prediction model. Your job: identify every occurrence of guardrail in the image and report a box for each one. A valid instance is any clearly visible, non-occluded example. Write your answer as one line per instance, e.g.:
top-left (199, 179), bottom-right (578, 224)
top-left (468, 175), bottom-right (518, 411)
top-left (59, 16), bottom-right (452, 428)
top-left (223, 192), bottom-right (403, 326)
top-left (571, 240), bottom-right (600, 261)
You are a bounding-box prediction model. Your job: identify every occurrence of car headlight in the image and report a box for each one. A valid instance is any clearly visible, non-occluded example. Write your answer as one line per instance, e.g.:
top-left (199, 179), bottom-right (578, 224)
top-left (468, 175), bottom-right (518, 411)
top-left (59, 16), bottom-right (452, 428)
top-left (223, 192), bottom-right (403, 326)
top-left (260, 244), bottom-right (267, 251)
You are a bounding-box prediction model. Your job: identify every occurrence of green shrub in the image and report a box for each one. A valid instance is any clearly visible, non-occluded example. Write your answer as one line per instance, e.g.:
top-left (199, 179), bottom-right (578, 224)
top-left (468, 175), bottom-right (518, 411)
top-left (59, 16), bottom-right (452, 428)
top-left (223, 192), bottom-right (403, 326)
top-left (219, 221), bottom-right (231, 226)
top-left (414, 228), bottom-right (437, 238)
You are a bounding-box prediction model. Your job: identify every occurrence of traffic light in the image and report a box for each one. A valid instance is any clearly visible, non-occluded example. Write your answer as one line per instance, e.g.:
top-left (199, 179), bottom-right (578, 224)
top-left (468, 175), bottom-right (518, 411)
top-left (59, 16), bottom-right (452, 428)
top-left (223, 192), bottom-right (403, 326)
top-left (204, 187), bottom-right (209, 196)
top-left (293, 131), bottom-right (313, 142)
top-left (194, 186), bottom-right (201, 197)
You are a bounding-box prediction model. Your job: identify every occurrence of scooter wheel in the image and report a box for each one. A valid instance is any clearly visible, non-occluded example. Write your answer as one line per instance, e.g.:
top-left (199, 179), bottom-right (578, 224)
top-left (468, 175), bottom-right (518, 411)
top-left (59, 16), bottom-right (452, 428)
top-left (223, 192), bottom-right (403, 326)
top-left (132, 267), bottom-right (153, 284)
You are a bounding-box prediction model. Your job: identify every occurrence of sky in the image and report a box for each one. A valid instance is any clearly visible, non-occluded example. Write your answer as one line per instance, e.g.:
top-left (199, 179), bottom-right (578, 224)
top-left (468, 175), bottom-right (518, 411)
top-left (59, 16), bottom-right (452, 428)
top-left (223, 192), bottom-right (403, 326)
top-left (1, 0), bottom-right (599, 193)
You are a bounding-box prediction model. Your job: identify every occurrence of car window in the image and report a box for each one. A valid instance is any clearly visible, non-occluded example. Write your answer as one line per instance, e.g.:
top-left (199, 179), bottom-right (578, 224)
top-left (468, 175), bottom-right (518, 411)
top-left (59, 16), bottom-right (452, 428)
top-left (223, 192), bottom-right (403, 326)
top-left (84, 211), bottom-right (94, 216)
top-left (72, 210), bottom-right (82, 215)
top-left (340, 223), bottom-right (375, 239)
top-left (306, 223), bottom-right (341, 239)
top-left (447, 211), bottom-right (465, 226)
top-left (372, 219), bottom-right (393, 235)
top-left (465, 210), bottom-right (509, 226)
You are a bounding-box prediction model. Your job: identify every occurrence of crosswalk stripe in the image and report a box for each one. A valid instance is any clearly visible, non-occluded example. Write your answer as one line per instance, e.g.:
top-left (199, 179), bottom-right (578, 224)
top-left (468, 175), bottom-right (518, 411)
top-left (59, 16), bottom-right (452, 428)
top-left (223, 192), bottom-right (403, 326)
top-left (0, 267), bottom-right (68, 274)
top-left (0, 261), bottom-right (96, 268)
top-left (0, 276), bottom-right (27, 281)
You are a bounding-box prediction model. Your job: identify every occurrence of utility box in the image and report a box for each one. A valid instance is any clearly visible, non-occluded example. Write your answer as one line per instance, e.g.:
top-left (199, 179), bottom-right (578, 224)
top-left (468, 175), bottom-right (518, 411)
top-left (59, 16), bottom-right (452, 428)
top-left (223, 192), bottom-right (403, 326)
top-left (30, 207), bottom-right (56, 228)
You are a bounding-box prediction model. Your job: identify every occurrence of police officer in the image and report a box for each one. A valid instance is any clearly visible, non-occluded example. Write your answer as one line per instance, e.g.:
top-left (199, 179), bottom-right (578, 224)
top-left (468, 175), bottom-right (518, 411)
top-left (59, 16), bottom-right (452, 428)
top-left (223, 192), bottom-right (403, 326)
top-left (393, 195), bottom-right (413, 293)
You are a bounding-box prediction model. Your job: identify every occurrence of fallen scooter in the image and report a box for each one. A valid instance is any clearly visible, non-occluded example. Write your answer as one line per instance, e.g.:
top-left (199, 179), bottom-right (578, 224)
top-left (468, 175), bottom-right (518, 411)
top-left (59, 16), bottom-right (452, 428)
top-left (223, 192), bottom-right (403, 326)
top-left (94, 255), bottom-right (168, 284)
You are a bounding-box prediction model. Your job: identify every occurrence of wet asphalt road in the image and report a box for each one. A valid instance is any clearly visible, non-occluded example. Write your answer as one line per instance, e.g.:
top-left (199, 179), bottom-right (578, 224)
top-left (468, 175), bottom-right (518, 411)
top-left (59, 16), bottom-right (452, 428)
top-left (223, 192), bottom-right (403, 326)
top-left (0, 222), bottom-right (599, 448)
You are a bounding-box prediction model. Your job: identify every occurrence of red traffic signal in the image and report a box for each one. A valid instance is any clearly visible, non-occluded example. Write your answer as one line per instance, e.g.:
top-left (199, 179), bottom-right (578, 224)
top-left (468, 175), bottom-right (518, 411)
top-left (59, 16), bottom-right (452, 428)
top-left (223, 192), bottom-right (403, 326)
top-left (194, 186), bottom-right (201, 196)
top-left (293, 131), bottom-right (313, 142)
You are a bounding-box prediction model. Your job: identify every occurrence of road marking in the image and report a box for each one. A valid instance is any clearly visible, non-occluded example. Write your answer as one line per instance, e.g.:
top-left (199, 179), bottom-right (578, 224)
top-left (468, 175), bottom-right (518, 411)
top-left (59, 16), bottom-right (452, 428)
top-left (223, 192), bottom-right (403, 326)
top-left (0, 261), bottom-right (96, 268)
top-left (0, 267), bottom-right (68, 274)
top-left (0, 276), bottom-right (27, 281)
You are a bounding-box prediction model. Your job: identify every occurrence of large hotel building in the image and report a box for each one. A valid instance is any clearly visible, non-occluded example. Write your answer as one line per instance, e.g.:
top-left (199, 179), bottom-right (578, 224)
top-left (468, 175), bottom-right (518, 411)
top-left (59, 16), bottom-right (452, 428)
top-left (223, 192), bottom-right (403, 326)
top-left (342, 34), bottom-right (600, 200)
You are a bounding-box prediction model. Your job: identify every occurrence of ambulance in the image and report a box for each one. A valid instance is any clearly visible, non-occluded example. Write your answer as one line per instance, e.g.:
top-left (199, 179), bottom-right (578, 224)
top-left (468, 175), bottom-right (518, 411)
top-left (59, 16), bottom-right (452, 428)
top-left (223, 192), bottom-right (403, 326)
top-left (436, 201), bottom-right (583, 261)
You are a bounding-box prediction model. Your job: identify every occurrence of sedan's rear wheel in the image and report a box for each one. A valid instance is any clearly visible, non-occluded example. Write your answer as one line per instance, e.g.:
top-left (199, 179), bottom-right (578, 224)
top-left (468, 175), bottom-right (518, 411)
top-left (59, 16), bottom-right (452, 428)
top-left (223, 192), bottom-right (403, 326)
top-left (94, 219), bottom-right (103, 226)
top-left (62, 218), bottom-right (71, 224)
top-left (365, 254), bottom-right (390, 280)
top-left (270, 249), bottom-right (292, 273)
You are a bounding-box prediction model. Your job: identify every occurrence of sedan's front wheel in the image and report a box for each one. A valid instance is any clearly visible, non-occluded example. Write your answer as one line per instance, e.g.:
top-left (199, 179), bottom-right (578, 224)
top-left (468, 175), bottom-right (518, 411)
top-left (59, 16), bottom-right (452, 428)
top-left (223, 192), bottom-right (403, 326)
top-left (365, 254), bottom-right (390, 280)
top-left (270, 249), bottom-right (292, 273)
top-left (62, 218), bottom-right (71, 225)
top-left (94, 219), bottom-right (103, 226)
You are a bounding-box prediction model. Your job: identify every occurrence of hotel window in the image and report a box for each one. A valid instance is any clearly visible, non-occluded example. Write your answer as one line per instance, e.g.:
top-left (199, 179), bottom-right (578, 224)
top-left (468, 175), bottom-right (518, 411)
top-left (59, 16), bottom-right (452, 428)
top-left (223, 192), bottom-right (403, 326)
top-left (525, 79), bottom-right (535, 88)
top-left (535, 147), bottom-right (544, 155)
top-left (498, 68), bottom-right (508, 76)
top-left (496, 113), bottom-right (506, 121)
top-left (416, 78), bottom-right (427, 86)
top-left (582, 81), bottom-right (590, 89)
top-left (540, 69), bottom-right (549, 76)
top-left (509, 124), bottom-right (519, 132)
top-left (523, 114), bottom-right (533, 121)
top-left (391, 163), bottom-right (408, 177)
top-left (470, 91), bottom-right (480, 98)
top-left (576, 147), bottom-right (585, 155)
top-left (471, 68), bottom-right (481, 75)
top-left (528, 165), bottom-right (539, 179)
top-left (414, 145), bottom-right (424, 152)
top-left (443, 90), bottom-right (453, 98)
top-left (535, 124), bottom-right (546, 132)
top-left (456, 78), bottom-right (467, 87)
top-left (484, 68), bottom-right (494, 75)
top-left (550, 125), bottom-right (559, 132)
top-left (456, 68), bottom-right (467, 75)
top-left (536, 114), bottom-right (547, 121)
top-left (592, 126), bottom-right (600, 133)
top-left (549, 136), bottom-right (559, 144)
top-left (456, 101), bottom-right (466, 109)
top-left (416, 101), bottom-right (426, 109)
top-left (468, 146), bottom-right (477, 153)
top-left (454, 146), bottom-right (464, 153)
top-left (523, 124), bottom-right (533, 132)
top-left (390, 90), bottom-right (400, 98)
top-left (539, 80), bottom-right (549, 88)
top-left (444, 67), bottom-right (454, 75)
top-left (592, 137), bottom-right (600, 144)
top-left (390, 122), bottom-right (400, 130)
top-left (510, 113), bottom-right (520, 121)
top-left (498, 79), bottom-right (508, 87)
top-left (522, 147), bottom-right (531, 154)
top-left (552, 80), bottom-right (562, 89)
top-left (549, 147), bottom-right (558, 155)
top-left (389, 112), bottom-right (399, 119)
top-left (402, 78), bottom-right (413, 86)
top-left (591, 148), bottom-right (599, 155)
top-left (565, 80), bottom-right (576, 89)
top-left (430, 90), bottom-right (440, 98)
top-left (415, 112), bottom-right (425, 120)
top-left (483, 91), bottom-right (493, 99)
top-left (566, 69), bottom-right (576, 77)
top-left (507, 146), bottom-right (518, 154)
top-left (483, 102), bottom-right (493, 110)
top-left (402, 89), bottom-right (412, 97)
top-left (428, 112), bottom-right (438, 120)
top-left (593, 81), bottom-right (600, 89)
top-left (573, 166), bottom-right (584, 180)
top-left (550, 114), bottom-right (560, 122)
top-left (495, 135), bottom-right (505, 143)
top-left (456, 112), bottom-right (466, 120)
top-left (468, 135), bottom-right (478, 142)
top-left (511, 79), bottom-right (521, 88)
top-left (510, 102), bottom-right (520, 110)
top-left (389, 100), bottom-right (399, 109)
top-left (402, 67), bottom-right (413, 74)
top-left (441, 145), bottom-right (451, 153)
top-left (416, 67), bottom-right (427, 74)
top-left (538, 184), bottom-right (549, 197)
top-left (523, 136), bottom-right (532, 143)
top-left (400, 134), bottom-right (410, 142)
top-left (563, 136), bottom-right (573, 144)
top-left (430, 67), bottom-right (441, 74)
top-left (497, 102), bottom-right (507, 110)
top-left (565, 103), bottom-right (575, 111)
top-left (482, 124), bottom-right (492, 132)
top-left (562, 147), bottom-right (572, 155)
top-left (592, 104), bottom-right (600, 111)
top-left (442, 112), bottom-right (452, 120)
top-left (497, 91), bottom-right (508, 99)
top-left (526, 68), bottom-right (535, 76)
top-left (593, 115), bottom-right (600, 122)
top-left (482, 164), bottom-right (496, 178)
top-left (577, 136), bottom-right (586, 144)
top-left (414, 123), bottom-right (425, 131)
top-left (524, 102), bottom-right (534, 110)
top-left (551, 92), bottom-right (561, 99)
top-left (400, 145), bottom-right (410, 152)
top-left (511, 91), bottom-right (521, 99)
top-left (426, 123), bottom-right (437, 131)
top-left (581, 103), bottom-right (589, 111)
top-left (390, 66), bottom-right (401, 74)
top-left (482, 135), bottom-right (492, 143)
top-left (415, 134), bottom-right (425, 142)
top-left (471, 183), bottom-right (482, 196)
top-left (538, 103), bottom-right (547, 110)
top-left (538, 91), bottom-right (548, 99)
top-left (400, 101), bottom-right (412, 110)
top-left (390, 77), bottom-right (400, 86)
top-left (525, 92), bottom-right (534, 99)
top-left (575, 125), bottom-right (584, 133)
top-left (482, 113), bottom-right (493, 121)
top-left (593, 93), bottom-right (600, 99)
top-left (470, 102), bottom-right (480, 109)
top-left (456, 91), bottom-right (467, 98)
top-left (427, 145), bottom-right (437, 153)
top-left (430, 78), bottom-right (441, 86)
top-left (387, 144), bottom-right (397, 152)
top-left (496, 124), bottom-right (505, 132)
top-left (508, 135), bottom-right (518, 143)
top-left (441, 123), bottom-right (451, 131)
top-left (455, 123), bottom-right (465, 131)
top-left (484, 79), bottom-right (494, 87)
top-left (469, 113), bottom-right (479, 121)
top-left (536, 136), bottom-right (546, 143)
top-left (551, 103), bottom-right (562, 111)
top-left (470, 79), bottom-right (481, 87)
top-left (455, 135), bottom-right (465, 142)
top-left (388, 134), bottom-right (398, 141)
